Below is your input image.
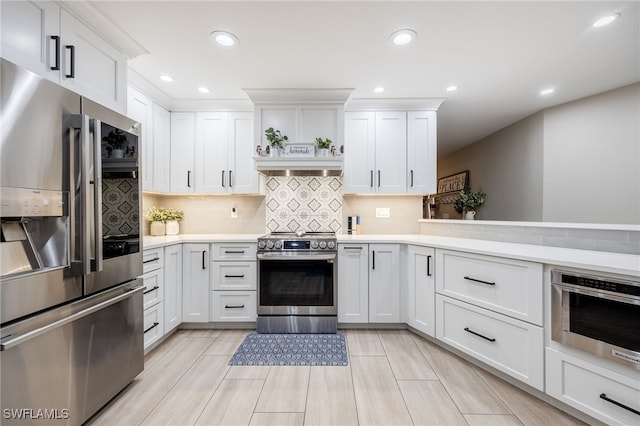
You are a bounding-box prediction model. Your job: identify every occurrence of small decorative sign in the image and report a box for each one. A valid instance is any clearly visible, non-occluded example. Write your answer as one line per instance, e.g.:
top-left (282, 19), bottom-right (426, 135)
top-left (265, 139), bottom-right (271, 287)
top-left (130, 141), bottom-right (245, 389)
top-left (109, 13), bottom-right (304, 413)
top-left (437, 170), bottom-right (469, 194)
top-left (285, 143), bottom-right (315, 157)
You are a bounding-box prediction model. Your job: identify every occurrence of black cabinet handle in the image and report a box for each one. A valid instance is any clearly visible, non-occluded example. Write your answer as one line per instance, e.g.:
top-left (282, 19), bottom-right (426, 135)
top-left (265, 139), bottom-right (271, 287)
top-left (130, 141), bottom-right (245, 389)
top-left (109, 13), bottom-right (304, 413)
top-left (50, 36), bottom-right (60, 70)
top-left (143, 285), bottom-right (159, 295)
top-left (224, 274), bottom-right (245, 278)
top-left (65, 45), bottom-right (75, 78)
top-left (464, 327), bottom-right (496, 342)
top-left (370, 170), bottom-right (373, 187)
top-left (202, 250), bottom-right (207, 269)
top-left (144, 322), bottom-right (160, 334)
top-left (221, 170), bottom-right (225, 187)
top-left (225, 305), bottom-right (245, 309)
top-left (143, 257), bottom-right (160, 264)
top-left (410, 170), bottom-right (414, 187)
top-left (229, 170), bottom-right (233, 187)
top-left (378, 170), bottom-right (381, 187)
top-left (372, 250), bottom-right (375, 270)
top-left (225, 250), bottom-right (245, 254)
top-left (343, 246), bottom-right (363, 250)
top-left (464, 276), bottom-right (496, 286)
top-left (427, 255), bottom-right (432, 277)
top-left (187, 170), bottom-right (192, 188)
top-left (599, 393), bottom-right (640, 416)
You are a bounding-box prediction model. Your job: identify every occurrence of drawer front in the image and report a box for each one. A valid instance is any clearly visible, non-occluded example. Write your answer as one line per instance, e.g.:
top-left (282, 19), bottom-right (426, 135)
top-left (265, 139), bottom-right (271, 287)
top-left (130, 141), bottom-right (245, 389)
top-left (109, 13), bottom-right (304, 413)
top-left (212, 262), bottom-right (256, 290)
top-left (142, 269), bottom-right (164, 310)
top-left (211, 291), bottom-right (256, 322)
top-left (211, 243), bottom-right (257, 261)
top-left (436, 294), bottom-right (544, 390)
top-left (546, 348), bottom-right (640, 425)
top-left (143, 303), bottom-right (164, 350)
top-left (143, 248), bottom-right (164, 273)
top-left (436, 249), bottom-right (543, 325)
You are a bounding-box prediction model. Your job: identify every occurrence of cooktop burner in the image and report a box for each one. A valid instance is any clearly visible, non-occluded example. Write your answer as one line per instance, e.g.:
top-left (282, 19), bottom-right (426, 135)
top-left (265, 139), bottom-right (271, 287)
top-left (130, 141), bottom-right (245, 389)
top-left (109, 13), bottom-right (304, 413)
top-left (257, 231), bottom-right (337, 251)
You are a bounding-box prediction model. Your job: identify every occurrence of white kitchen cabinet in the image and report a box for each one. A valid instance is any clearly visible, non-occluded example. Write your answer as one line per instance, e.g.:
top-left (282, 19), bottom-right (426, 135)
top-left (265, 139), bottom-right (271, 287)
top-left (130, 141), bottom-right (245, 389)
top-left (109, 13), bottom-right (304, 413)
top-left (182, 243), bottom-right (210, 323)
top-left (338, 244), bottom-right (369, 323)
top-left (369, 244), bottom-right (401, 323)
top-left (127, 86), bottom-right (154, 191)
top-left (210, 242), bottom-right (257, 322)
top-left (407, 245), bottom-right (435, 336)
top-left (142, 268), bottom-right (163, 311)
top-left (152, 103), bottom-right (171, 193)
top-left (164, 244), bottom-right (183, 333)
top-left (407, 111), bottom-right (437, 194)
top-left (211, 291), bottom-right (257, 322)
top-left (142, 247), bottom-right (165, 352)
top-left (143, 302), bottom-right (164, 350)
top-left (170, 112), bottom-right (196, 193)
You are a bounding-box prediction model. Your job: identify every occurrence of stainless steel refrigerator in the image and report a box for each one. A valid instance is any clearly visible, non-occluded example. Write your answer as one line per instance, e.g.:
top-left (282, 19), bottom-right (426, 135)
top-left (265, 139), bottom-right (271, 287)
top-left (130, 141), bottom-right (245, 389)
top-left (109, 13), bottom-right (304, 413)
top-left (0, 59), bottom-right (144, 425)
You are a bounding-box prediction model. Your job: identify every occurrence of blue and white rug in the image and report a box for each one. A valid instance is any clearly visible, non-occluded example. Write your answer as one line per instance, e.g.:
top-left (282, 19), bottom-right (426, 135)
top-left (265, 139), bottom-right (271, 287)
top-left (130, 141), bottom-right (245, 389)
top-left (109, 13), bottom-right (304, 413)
top-left (228, 333), bottom-right (348, 366)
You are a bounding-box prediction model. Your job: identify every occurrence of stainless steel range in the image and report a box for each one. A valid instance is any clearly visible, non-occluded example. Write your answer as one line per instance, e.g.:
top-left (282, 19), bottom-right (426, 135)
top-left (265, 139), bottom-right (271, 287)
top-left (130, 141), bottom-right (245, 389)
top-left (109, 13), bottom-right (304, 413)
top-left (257, 232), bottom-right (337, 334)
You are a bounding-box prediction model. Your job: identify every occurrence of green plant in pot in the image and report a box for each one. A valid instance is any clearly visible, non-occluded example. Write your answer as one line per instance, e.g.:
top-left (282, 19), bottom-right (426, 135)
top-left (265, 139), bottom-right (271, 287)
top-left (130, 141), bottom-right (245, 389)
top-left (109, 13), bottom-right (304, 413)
top-left (264, 127), bottom-right (288, 156)
top-left (315, 137), bottom-right (333, 156)
top-left (103, 128), bottom-right (128, 158)
top-left (454, 188), bottom-right (486, 219)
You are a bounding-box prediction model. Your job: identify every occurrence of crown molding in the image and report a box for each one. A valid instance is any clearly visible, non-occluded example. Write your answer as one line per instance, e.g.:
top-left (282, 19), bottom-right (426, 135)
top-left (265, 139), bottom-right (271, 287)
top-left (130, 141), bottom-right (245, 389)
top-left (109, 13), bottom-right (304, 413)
top-left (243, 88), bottom-right (354, 105)
top-left (346, 97), bottom-right (446, 111)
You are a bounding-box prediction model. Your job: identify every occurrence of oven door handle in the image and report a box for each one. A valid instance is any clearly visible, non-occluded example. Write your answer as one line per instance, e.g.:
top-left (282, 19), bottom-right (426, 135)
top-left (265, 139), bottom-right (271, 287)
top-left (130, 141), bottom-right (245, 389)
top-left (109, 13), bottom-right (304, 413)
top-left (553, 283), bottom-right (639, 305)
top-left (257, 253), bottom-right (336, 261)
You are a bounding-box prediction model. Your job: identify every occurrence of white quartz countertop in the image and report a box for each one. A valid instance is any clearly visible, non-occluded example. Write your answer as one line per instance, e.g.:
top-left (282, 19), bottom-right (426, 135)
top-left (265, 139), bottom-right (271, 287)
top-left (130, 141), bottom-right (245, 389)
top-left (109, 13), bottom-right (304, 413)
top-left (142, 233), bottom-right (639, 278)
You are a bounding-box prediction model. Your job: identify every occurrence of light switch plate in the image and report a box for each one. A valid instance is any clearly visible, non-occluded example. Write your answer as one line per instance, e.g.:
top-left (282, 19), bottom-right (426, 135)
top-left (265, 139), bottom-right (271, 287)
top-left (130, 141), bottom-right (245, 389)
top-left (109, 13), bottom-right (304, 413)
top-left (376, 207), bottom-right (390, 218)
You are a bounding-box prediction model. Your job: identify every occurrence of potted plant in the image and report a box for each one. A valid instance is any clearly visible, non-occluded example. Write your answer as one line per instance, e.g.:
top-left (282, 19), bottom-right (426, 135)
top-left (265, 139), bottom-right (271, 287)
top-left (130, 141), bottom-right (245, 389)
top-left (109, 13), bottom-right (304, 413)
top-left (454, 189), bottom-right (486, 219)
top-left (164, 208), bottom-right (184, 235)
top-left (145, 206), bottom-right (169, 235)
top-left (103, 128), bottom-right (128, 158)
top-left (264, 127), bottom-right (288, 157)
top-left (315, 137), bottom-right (333, 157)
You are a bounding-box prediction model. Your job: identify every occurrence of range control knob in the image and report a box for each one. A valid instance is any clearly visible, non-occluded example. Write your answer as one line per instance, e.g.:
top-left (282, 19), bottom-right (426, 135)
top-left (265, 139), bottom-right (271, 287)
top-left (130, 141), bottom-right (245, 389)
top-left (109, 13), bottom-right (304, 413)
top-left (274, 240), bottom-right (283, 249)
top-left (327, 241), bottom-right (336, 249)
top-left (310, 241), bottom-right (319, 249)
top-left (266, 240), bottom-right (274, 249)
top-left (258, 241), bottom-right (266, 249)
top-left (319, 241), bottom-right (327, 249)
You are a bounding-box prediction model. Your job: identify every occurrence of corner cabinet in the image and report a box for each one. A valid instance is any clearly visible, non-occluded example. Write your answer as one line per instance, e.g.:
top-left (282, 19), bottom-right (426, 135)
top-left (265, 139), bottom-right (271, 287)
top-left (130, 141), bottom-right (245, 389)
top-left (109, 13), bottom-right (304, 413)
top-left (406, 245), bottom-right (435, 336)
top-left (182, 243), bottom-right (210, 323)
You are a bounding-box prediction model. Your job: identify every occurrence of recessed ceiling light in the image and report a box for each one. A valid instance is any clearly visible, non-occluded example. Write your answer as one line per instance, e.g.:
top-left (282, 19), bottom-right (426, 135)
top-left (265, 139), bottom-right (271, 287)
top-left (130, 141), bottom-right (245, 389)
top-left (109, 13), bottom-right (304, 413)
top-left (210, 30), bottom-right (238, 47)
top-left (198, 87), bottom-right (210, 93)
top-left (374, 86), bottom-right (385, 93)
top-left (160, 75), bottom-right (173, 82)
top-left (593, 13), bottom-right (620, 28)
top-left (540, 88), bottom-right (555, 96)
top-left (390, 29), bottom-right (417, 46)
top-left (446, 85), bottom-right (459, 92)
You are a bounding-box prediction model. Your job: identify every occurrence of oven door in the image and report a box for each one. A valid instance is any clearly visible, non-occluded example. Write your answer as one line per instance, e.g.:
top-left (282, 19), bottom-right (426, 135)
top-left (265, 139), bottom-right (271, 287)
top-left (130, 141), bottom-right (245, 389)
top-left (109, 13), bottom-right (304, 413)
top-left (257, 253), bottom-right (337, 316)
top-left (552, 283), bottom-right (640, 369)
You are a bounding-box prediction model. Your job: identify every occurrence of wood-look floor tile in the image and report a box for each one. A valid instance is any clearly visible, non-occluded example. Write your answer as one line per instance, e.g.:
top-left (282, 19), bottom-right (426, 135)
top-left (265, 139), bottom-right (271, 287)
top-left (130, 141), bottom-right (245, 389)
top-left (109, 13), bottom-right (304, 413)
top-left (398, 380), bottom-right (468, 426)
top-left (378, 330), bottom-right (437, 380)
top-left (204, 329), bottom-right (250, 355)
top-left (250, 412), bottom-right (305, 426)
top-left (187, 329), bottom-right (222, 338)
top-left (140, 355), bottom-right (230, 425)
top-left (464, 414), bottom-right (524, 425)
top-left (255, 366), bottom-right (310, 413)
top-left (345, 330), bottom-right (385, 356)
top-left (474, 367), bottom-right (587, 425)
top-left (225, 365), bottom-right (271, 380)
top-left (305, 366), bottom-right (358, 426)
top-left (144, 330), bottom-right (190, 370)
top-left (350, 356), bottom-right (413, 425)
top-left (195, 379), bottom-right (264, 426)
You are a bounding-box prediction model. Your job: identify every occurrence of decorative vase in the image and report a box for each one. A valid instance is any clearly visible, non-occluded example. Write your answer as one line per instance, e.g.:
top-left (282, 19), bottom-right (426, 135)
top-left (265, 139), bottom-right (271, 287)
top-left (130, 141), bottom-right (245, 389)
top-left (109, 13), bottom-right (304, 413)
top-left (165, 220), bottom-right (180, 235)
top-left (318, 148), bottom-right (329, 157)
top-left (465, 211), bottom-right (476, 220)
top-left (112, 148), bottom-right (124, 159)
top-left (150, 221), bottom-right (165, 236)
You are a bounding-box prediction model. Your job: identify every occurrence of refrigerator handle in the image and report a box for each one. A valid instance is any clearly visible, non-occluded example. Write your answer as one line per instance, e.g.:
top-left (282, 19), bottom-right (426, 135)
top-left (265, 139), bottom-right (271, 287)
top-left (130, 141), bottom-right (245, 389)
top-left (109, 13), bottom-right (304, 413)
top-left (79, 115), bottom-right (92, 275)
top-left (91, 119), bottom-right (104, 272)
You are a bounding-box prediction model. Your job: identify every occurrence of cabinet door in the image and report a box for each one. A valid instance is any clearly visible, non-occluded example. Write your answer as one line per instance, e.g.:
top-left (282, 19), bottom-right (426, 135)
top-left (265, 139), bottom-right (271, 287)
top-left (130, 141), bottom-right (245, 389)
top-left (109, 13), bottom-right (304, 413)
top-left (228, 112), bottom-right (258, 194)
top-left (182, 244), bottom-right (210, 323)
top-left (369, 244), bottom-right (400, 322)
top-left (164, 244), bottom-right (183, 333)
top-left (153, 103), bottom-right (171, 193)
top-left (344, 112), bottom-right (375, 194)
top-left (195, 112), bottom-right (228, 193)
top-left (127, 86), bottom-right (154, 191)
top-left (407, 245), bottom-right (435, 336)
top-left (407, 111), bottom-right (437, 194)
top-left (59, 10), bottom-right (127, 113)
top-left (1, 0), bottom-right (60, 82)
top-left (375, 112), bottom-right (407, 193)
top-left (337, 244), bottom-right (369, 323)
top-left (170, 112), bottom-right (195, 193)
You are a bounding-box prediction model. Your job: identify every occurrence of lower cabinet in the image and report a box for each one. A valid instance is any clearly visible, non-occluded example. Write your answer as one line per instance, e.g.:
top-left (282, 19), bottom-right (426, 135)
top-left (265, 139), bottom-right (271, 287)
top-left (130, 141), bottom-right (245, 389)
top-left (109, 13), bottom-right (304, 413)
top-left (210, 242), bottom-right (257, 322)
top-left (407, 245), bottom-right (435, 336)
top-left (369, 244), bottom-right (400, 323)
top-left (164, 244), bottom-right (183, 333)
top-left (338, 244), bottom-right (369, 323)
top-left (182, 243), bottom-right (210, 323)
top-left (211, 291), bottom-right (257, 321)
top-left (546, 348), bottom-right (640, 426)
top-left (143, 302), bottom-right (164, 349)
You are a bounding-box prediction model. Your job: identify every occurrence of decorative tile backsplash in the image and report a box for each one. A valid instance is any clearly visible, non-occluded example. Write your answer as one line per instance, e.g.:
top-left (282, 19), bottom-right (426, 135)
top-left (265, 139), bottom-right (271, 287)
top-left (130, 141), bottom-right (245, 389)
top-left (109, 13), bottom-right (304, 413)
top-left (265, 176), bottom-right (342, 233)
top-left (103, 178), bottom-right (139, 235)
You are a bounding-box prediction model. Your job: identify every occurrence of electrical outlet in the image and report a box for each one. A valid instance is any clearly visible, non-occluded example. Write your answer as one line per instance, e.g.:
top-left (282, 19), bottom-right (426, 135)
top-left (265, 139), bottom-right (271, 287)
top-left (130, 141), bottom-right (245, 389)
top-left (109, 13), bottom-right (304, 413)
top-left (375, 207), bottom-right (390, 218)
top-left (231, 207), bottom-right (238, 218)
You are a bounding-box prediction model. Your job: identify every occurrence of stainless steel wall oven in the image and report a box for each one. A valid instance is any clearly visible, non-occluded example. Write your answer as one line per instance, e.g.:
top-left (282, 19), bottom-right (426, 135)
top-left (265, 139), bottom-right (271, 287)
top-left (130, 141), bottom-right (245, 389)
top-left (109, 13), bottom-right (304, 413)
top-left (551, 270), bottom-right (640, 370)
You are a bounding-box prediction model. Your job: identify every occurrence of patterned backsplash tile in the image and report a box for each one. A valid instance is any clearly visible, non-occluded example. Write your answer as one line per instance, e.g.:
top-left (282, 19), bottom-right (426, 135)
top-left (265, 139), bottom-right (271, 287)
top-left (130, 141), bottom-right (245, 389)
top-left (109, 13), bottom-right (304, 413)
top-left (102, 178), bottom-right (139, 235)
top-left (265, 176), bottom-right (343, 233)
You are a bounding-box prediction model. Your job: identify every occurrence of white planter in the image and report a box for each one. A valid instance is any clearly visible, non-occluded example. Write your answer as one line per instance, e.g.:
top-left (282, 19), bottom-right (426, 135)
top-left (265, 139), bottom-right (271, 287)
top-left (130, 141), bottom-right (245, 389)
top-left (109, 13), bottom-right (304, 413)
top-left (269, 147), bottom-right (281, 157)
top-left (165, 220), bottom-right (180, 235)
top-left (318, 148), bottom-right (329, 157)
top-left (465, 211), bottom-right (476, 220)
top-left (111, 148), bottom-right (124, 158)
top-left (150, 221), bottom-right (165, 236)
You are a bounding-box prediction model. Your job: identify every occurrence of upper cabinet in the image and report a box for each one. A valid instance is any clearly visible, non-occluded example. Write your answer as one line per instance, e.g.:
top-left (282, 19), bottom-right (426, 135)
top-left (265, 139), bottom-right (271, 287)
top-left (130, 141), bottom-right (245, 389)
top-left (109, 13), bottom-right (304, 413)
top-left (1, 2), bottom-right (128, 112)
top-left (170, 112), bottom-right (196, 193)
top-left (407, 111), bottom-right (437, 194)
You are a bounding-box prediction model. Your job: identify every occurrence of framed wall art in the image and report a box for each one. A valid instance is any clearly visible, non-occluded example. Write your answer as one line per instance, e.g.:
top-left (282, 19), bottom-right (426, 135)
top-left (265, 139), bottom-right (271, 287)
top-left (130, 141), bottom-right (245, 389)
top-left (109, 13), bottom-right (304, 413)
top-left (437, 170), bottom-right (469, 194)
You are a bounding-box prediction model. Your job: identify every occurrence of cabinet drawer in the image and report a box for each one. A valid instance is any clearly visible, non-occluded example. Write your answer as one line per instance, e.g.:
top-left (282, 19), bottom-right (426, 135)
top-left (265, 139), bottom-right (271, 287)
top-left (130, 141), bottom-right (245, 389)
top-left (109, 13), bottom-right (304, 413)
top-left (546, 348), bottom-right (640, 425)
top-left (436, 294), bottom-right (544, 390)
top-left (436, 249), bottom-right (543, 325)
top-left (143, 303), bottom-right (164, 351)
top-left (210, 291), bottom-right (256, 322)
top-left (143, 248), bottom-right (164, 273)
top-left (212, 262), bottom-right (256, 290)
top-left (211, 243), bottom-right (257, 260)
top-left (142, 269), bottom-right (164, 310)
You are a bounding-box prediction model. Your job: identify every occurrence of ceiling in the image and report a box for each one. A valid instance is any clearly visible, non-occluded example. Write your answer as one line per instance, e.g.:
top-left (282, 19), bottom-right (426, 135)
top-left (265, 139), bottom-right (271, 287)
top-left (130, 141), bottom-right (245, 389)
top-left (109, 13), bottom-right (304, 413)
top-left (91, 0), bottom-right (639, 156)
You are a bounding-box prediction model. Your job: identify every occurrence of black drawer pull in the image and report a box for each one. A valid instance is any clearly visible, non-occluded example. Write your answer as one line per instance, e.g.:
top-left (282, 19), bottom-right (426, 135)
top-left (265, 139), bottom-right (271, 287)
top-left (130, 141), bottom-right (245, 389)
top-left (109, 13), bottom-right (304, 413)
top-left (599, 393), bottom-right (640, 416)
top-left (224, 274), bottom-right (245, 278)
top-left (143, 257), bottom-right (160, 264)
top-left (225, 305), bottom-right (245, 309)
top-left (343, 246), bottom-right (363, 250)
top-left (50, 35), bottom-right (60, 70)
top-left (225, 250), bottom-right (245, 254)
top-left (65, 45), bottom-right (75, 78)
top-left (427, 255), bottom-right (432, 277)
top-left (144, 322), bottom-right (160, 334)
top-left (464, 276), bottom-right (496, 286)
top-left (464, 327), bottom-right (496, 342)
top-left (143, 285), bottom-right (159, 295)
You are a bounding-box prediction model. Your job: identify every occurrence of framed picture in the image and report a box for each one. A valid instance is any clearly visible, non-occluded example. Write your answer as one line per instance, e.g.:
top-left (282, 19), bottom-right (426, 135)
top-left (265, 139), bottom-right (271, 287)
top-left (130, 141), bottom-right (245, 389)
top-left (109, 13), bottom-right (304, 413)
top-left (284, 143), bottom-right (315, 157)
top-left (437, 170), bottom-right (469, 194)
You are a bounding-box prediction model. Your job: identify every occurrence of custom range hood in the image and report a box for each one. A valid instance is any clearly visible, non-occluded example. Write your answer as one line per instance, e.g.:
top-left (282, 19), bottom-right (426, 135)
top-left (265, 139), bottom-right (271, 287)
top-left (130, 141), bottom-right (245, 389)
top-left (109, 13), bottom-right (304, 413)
top-left (245, 88), bottom-right (353, 176)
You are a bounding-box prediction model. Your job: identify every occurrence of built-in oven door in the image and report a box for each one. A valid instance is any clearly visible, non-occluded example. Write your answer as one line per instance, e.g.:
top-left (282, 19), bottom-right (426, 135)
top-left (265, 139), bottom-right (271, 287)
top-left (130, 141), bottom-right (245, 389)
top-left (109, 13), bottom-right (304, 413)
top-left (257, 253), bottom-right (337, 316)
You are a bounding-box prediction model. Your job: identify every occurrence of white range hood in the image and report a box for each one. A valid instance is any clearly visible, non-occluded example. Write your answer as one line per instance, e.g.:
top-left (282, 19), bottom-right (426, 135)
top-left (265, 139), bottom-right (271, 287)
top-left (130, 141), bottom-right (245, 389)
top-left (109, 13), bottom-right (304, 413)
top-left (254, 156), bottom-right (343, 176)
